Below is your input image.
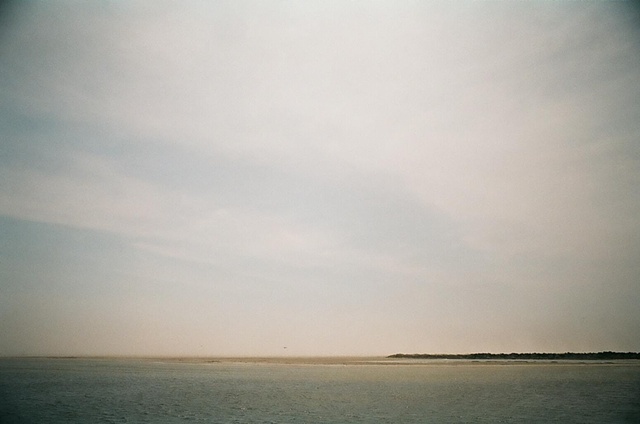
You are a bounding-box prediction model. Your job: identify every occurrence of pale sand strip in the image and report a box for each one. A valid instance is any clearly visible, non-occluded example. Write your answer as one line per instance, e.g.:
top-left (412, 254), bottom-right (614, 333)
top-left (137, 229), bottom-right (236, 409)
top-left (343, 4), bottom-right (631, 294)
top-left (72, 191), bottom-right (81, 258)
top-left (148, 357), bottom-right (640, 366)
top-left (157, 356), bottom-right (390, 365)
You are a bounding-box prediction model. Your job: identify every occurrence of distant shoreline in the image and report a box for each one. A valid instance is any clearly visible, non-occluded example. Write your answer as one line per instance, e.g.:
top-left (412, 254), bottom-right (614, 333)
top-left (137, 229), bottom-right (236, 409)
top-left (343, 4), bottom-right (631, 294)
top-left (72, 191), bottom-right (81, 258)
top-left (2, 352), bottom-right (640, 365)
top-left (388, 352), bottom-right (640, 360)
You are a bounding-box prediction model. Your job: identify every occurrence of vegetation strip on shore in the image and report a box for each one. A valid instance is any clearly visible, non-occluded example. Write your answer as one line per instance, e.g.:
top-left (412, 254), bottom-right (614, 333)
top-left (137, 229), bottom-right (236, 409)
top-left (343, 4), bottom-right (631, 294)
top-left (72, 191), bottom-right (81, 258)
top-left (388, 352), bottom-right (640, 360)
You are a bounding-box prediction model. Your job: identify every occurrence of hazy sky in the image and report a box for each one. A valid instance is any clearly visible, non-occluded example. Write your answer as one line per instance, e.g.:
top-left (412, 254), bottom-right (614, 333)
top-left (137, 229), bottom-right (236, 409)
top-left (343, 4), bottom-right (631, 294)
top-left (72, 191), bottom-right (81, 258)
top-left (1, 1), bottom-right (639, 357)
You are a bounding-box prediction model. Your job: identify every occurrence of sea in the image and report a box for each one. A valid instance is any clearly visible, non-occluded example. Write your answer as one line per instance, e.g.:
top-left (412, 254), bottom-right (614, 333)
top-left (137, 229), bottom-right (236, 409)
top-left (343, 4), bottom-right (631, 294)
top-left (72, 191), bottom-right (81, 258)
top-left (1, 358), bottom-right (639, 423)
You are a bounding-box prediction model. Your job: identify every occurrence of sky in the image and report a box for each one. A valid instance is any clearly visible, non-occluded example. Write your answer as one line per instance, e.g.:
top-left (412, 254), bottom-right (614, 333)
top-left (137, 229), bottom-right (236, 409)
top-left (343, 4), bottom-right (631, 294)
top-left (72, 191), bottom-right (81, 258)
top-left (1, 1), bottom-right (639, 357)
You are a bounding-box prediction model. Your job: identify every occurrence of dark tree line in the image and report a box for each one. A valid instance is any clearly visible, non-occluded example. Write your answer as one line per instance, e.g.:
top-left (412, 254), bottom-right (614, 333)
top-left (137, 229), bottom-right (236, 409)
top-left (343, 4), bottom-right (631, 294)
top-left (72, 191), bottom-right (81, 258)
top-left (388, 351), bottom-right (640, 360)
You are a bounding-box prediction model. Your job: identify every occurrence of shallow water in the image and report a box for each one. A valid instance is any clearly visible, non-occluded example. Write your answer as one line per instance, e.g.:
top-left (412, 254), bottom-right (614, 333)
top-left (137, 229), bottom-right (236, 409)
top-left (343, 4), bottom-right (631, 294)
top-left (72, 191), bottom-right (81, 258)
top-left (1, 358), bottom-right (639, 423)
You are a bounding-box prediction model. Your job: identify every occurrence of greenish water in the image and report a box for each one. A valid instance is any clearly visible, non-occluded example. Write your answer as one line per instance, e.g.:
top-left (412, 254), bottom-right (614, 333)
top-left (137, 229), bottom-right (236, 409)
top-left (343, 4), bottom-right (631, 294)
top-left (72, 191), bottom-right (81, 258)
top-left (1, 358), bottom-right (639, 423)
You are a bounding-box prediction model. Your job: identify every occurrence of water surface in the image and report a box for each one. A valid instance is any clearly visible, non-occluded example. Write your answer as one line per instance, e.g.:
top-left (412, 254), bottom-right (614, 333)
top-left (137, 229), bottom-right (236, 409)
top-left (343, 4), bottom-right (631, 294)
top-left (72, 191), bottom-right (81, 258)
top-left (1, 358), bottom-right (639, 423)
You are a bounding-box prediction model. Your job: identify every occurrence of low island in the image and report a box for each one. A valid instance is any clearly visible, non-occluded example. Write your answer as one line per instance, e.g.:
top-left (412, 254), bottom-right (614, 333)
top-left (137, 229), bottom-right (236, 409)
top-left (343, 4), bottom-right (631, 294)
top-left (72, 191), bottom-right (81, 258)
top-left (388, 351), bottom-right (640, 360)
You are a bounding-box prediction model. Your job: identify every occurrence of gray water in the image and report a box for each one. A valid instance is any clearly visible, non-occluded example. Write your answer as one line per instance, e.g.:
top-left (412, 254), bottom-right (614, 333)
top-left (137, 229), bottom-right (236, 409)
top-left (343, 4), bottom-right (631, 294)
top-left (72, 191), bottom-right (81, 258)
top-left (1, 358), bottom-right (639, 423)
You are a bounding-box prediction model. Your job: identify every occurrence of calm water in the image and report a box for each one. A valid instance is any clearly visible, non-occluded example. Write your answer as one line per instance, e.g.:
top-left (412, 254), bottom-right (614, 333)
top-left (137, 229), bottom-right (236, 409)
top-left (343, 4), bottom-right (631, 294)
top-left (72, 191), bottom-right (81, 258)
top-left (1, 358), bottom-right (639, 423)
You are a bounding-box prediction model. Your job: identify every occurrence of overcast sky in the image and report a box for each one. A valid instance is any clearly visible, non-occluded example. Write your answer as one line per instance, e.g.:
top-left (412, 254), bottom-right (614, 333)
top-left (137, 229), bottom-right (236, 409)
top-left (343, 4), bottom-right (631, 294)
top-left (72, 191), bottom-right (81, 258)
top-left (1, 1), bottom-right (639, 357)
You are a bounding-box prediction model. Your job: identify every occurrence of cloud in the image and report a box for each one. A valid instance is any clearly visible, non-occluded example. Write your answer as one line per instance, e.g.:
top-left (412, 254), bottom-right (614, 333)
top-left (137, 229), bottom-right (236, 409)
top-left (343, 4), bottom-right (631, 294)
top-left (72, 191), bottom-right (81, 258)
top-left (1, 1), bottom-right (639, 354)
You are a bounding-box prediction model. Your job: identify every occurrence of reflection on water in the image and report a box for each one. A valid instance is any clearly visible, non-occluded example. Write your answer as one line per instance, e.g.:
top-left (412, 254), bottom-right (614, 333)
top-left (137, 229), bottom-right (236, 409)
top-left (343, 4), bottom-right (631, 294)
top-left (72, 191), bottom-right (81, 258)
top-left (1, 358), bottom-right (639, 423)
